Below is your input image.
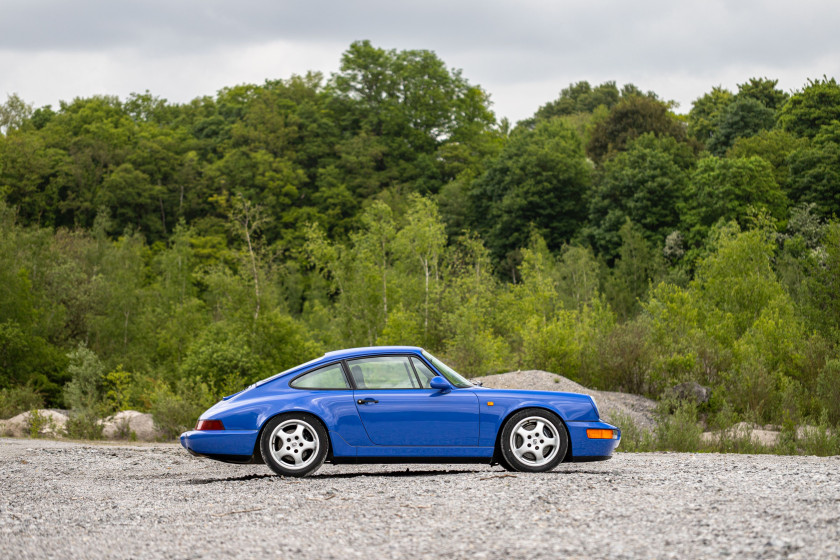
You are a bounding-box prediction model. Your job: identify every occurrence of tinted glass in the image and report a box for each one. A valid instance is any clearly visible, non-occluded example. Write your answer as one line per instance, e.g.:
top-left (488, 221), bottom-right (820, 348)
top-left (347, 356), bottom-right (418, 389)
top-left (422, 351), bottom-right (472, 388)
top-left (291, 363), bottom-right (349, 389)
top-left (411, 357), bottom-right (437, 388)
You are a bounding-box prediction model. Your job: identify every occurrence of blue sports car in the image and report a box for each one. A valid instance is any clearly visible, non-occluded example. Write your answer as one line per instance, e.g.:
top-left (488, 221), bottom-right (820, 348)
top-left (180, 346), bottom-right (620, 476)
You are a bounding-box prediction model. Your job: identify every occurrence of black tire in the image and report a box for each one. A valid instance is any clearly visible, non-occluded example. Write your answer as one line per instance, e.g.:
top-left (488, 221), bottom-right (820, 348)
top-left (260, 413), bottom-right (329, 477)
top-left (499, 408), bottom-right (568, 473)
top-left (495, 452), bottom-right (516, 472)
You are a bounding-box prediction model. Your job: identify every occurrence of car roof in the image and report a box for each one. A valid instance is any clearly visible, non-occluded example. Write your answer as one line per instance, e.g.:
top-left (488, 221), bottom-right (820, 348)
top-left (243, 346), bottom-right (427, 392)
top-left (322, 346), bottom-right (424, 360)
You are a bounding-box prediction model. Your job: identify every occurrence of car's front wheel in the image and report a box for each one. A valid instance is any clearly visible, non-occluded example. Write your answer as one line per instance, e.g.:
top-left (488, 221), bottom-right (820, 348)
top-left (260, 413), bottom-right (328, 477)
top-left (499, 408), bottom-right (568, 472)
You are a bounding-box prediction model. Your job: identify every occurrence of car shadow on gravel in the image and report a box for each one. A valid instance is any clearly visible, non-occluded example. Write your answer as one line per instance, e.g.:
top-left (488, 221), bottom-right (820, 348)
top-left (186, 468), bottom-right (485, 484)
top-left (186, 467), bottom-right (614, 484)
top-left (309, 468), bottom-right (481, 479)
top-left (187, 473), bottom-right (277, 484)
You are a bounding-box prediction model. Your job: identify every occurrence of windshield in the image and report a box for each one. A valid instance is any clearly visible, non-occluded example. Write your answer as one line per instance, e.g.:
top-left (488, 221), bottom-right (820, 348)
top-left (422, 351), bottom-right (473, 388)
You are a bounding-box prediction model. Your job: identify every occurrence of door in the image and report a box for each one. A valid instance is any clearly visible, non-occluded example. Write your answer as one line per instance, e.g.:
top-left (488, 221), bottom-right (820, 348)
top-left (348, 355), bottom-right (480, 446)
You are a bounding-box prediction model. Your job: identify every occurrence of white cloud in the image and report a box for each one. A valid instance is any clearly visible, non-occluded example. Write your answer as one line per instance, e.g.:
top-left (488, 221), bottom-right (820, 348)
top-left (1, 0), bottom-right (838, 122)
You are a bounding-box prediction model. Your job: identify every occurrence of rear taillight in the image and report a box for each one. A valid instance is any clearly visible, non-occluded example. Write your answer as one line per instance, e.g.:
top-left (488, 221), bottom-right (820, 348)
top-left (195, 419), bottom-right (225, 431)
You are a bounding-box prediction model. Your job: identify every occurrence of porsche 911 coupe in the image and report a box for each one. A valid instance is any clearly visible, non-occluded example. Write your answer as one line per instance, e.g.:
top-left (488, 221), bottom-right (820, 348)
top-left (180, 346), bottom-right (621, 476)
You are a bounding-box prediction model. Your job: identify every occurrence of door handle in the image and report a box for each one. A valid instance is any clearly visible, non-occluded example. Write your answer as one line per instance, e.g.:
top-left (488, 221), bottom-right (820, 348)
top-left (357, 398), bottom-right (379, 405)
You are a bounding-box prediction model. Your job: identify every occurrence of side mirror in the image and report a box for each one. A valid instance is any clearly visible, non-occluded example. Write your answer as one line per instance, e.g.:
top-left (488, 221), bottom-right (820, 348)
top-left (429, 376), bottom-right (451, 392)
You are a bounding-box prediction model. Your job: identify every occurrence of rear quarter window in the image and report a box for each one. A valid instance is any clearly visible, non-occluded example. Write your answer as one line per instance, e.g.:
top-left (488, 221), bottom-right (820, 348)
top-left (290, 363), bottom-right (349, 389)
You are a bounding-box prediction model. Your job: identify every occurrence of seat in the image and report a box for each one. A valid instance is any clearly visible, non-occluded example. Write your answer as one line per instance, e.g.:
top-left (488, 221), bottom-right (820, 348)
top-left (350, 365), bottom-right (366, 389)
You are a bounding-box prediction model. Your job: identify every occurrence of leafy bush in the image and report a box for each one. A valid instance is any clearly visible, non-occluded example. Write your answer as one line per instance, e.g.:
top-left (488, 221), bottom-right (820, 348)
top-left (151, 378), bottom-right (216, 440)
top-left (817, 360), bottom-right (840, 426)
top-left (63, 344), bottom-right (106, 412)
top-left (179, 323), bottom-right (262, 389)
top-left (0, 385), bottom-right (44, 419)
top-left (703, 424), bottom-right (773, 454)
top-left (26, 409), bottom-right (58, 438)
top-left (654, 400), bottom-right (703, 452)
top-left (64, 410), bottom-right (104, 440)
top-left (797, 422), bottom-right (840, 457)
top-left (609, 411), bottom-right (655, 452)
top-left (598, 322), bottom-right (652, 394)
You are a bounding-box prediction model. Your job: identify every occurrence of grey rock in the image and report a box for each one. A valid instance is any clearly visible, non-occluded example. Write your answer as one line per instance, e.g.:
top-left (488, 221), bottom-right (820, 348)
top-left (100, 410), bottom-right (160, 441)
top-left (666, 381), bottom-right (711, 405)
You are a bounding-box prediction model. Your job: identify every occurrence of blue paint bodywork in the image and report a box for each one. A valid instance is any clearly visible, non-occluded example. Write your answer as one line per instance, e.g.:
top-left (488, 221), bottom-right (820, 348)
top-left (180, 346), bottom-right (621, 466)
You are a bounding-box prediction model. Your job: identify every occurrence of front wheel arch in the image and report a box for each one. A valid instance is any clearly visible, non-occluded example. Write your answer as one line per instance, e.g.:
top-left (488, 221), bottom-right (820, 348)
top-left (493, 406), bottom-right (572, 467)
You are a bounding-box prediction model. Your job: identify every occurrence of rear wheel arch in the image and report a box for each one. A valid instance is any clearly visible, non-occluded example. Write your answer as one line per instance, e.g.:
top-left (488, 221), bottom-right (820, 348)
top-left (257, 410), bottom-right (334, 463)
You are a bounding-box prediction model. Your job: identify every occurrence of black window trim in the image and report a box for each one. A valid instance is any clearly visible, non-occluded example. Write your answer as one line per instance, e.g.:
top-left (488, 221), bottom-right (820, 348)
top-left (289, 360), bottom-right (353, 391)
top-left (409, 355), bottom-right (438, 388)
top-left (342, 353), bottom-right (438, 391)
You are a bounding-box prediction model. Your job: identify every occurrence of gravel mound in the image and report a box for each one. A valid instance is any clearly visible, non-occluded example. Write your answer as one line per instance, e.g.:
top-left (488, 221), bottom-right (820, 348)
top-left (101, 411), bottom-right (160, 441)
top-left (473, 370), bottom-right (656, 430)
top-left (2, 438), bottom-right (839, 559)
top-left (0, 410), bottom-right (68, 437)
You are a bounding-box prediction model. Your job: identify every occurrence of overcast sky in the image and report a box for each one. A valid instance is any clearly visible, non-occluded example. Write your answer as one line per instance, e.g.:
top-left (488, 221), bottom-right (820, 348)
top-left (1, 0), bottom-right (838, 123)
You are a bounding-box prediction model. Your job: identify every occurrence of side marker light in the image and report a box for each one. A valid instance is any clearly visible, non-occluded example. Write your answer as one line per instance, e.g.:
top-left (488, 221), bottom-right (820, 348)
top-left (587, 429), bottom-right (618, 440)
top-left (487, 401), bottom-right (494, 406)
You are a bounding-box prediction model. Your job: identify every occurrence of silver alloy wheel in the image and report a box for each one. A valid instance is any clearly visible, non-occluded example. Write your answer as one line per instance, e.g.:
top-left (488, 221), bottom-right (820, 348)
top-left (509, 416), bottom-right (560, 467)
top-left (268, 418), bottom-right (320, 471)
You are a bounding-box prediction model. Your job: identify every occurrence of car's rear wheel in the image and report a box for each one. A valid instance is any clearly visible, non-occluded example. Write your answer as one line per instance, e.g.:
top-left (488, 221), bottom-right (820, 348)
top-left (500, 408), bottom-right (568, 472)
top-left (260, 413), bottom-right (328, 477)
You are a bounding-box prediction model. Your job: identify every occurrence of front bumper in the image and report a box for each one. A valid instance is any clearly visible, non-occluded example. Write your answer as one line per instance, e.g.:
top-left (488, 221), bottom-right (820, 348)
top-left (180, 429), bottom-right (260, 462)
top-left (566, 420), bottom-right (621, 460)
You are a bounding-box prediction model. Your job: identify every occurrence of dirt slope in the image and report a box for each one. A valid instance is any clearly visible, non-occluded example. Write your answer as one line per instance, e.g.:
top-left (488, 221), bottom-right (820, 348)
top-left (471, 370), bottom-right (656, 430)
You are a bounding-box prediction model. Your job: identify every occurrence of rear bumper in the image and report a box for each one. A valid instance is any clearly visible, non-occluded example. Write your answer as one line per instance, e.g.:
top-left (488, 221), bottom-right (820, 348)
top-left (566, 420), bottom-right (621, 460)
top-left (180, 429), bottom-right (260, 461)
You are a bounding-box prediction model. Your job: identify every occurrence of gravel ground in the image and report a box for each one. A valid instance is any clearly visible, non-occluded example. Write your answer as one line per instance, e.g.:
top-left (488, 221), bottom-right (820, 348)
top-left (2, 438), bottom-right (839, 559)
top-left (473, 370), bottom-right (657, 430)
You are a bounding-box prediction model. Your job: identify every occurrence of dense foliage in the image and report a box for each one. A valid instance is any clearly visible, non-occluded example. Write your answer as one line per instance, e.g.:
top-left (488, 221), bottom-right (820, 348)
top-left (2, 44), bottom-right (840, 445)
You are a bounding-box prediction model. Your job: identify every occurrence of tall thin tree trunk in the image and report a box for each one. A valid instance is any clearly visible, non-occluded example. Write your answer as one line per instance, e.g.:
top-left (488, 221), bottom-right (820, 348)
top-left (244, 217), bottom-right (260, 321)
top-left (382, 250), bottom-right (388, 322)
top-left (159, 195), bottom-right (166, 235)
top-left (421, 259), bottom-right (429, 336)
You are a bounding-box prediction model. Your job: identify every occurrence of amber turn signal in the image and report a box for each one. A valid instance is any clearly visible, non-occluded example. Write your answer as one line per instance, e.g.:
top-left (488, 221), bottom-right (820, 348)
top-left (195, 419), bottom-right (225, 431)
top-left (587, 429), bottom-right (617, 439)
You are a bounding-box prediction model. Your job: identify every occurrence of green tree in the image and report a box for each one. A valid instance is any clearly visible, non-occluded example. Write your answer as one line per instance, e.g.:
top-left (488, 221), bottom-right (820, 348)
top-left (681, 156), bottom-right (787, 248)
top-left (727, 129), bottom-right (808, 192)
top-left (332, 40), bottom-right (496, 196)
top-left (0, 94), bottom-right (33, 134)
top-left (778, 78), bottom-right (840, 138)
top-left (63, 344), bottom-right (106, 411)
top-left (587, 96), bottom-right (688, 162)
top-left (787, 121), bottom-right (840, 216)
top-left (587, 133), bottom-right (693, 257)
top-left (735, 77), bottom-right (789, 111)
top-left (469, 119), bottom-right (590, 263)
top-left (395, 194), bottom-right (446, 340)
top-left (687, 86), bottom-right (734, 144)
top-left (605, 221), bottom-right (664, 319)
top-left (707, 98), bottom-right (775, 156)
top-left (533, 81), bottom-right (621, 120)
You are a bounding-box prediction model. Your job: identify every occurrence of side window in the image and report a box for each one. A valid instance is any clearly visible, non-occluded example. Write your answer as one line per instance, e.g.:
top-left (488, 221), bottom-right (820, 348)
top-left (411, 357), bottom-right (437, 388)
top-left (290, 363), bottom-right (349, 390)
top-left (347, 356), bottom-right (419, 389)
